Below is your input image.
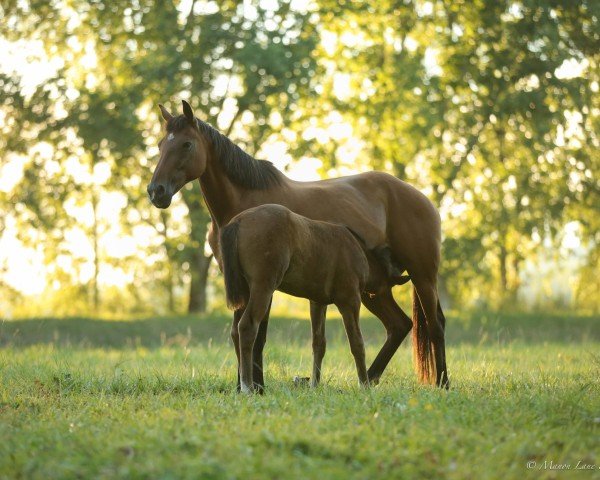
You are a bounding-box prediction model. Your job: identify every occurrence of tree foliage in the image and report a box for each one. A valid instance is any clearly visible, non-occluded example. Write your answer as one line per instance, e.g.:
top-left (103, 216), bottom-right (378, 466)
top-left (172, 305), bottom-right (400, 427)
top-left (0, 0), bottom-right (597, 315)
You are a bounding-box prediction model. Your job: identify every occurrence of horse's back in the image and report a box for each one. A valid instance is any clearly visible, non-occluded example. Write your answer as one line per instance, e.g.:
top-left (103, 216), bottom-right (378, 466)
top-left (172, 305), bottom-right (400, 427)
top-left (233, 203), bottom-right (290, 223)
top-left (319, 171), bottom-right (442, 277)
top-left (287, 171), bottom-right (439, 250)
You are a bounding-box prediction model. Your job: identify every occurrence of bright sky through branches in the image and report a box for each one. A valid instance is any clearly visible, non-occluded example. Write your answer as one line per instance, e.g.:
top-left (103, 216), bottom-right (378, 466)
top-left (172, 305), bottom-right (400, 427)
top-left (0, 5), bottom-right (591, 302)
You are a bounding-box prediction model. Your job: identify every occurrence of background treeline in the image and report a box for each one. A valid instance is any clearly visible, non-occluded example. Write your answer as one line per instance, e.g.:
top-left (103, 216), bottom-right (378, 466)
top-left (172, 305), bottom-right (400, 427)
top-left (0, 0), bottom-right (598, 317)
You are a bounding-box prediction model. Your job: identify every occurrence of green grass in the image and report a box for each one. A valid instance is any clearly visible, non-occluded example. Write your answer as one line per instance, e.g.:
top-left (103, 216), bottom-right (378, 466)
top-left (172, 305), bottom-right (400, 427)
top-left (1, 311), bottom-right (599, 479)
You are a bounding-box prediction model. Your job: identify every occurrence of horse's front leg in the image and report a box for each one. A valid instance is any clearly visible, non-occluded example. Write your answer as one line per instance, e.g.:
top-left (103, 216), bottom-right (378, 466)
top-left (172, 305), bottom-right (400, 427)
top-left (252, 296), bottom-right (272, 394)
top-left (361, 289), bottom-right (412, 385)
top-left (309, 301), bottom-right (327, 387)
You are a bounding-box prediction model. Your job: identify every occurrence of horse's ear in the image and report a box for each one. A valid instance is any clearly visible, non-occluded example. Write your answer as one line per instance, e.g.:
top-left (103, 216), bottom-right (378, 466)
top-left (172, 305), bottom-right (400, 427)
top-left (182, 100), bottom-right (196, 127)
top-left (158, 104), bottom-right (173, 122)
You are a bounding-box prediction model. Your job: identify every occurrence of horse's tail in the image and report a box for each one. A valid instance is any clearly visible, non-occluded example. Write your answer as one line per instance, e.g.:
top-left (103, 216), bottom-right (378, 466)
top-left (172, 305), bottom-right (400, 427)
top-left (220, 220), bottom-right (249, 310)
top-left (412, 286), bottom-right (436, 384)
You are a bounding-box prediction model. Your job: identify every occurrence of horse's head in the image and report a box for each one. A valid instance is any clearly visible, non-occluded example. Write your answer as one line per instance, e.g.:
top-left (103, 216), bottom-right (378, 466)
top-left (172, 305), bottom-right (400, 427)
top-left (147, 100), bottom-right (207, 208)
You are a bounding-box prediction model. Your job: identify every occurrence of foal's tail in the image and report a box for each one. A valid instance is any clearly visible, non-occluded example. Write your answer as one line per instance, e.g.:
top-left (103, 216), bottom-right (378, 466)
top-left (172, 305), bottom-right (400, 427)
top-left (412, 286), bottom-right (436, 384)
top-left (220, 221), bottom-right (249, 310)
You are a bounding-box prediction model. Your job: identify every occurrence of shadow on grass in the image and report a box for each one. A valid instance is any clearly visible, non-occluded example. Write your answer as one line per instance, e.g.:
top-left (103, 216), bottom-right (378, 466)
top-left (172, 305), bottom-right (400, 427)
top-left (1, 311), bottom-right (598, 350)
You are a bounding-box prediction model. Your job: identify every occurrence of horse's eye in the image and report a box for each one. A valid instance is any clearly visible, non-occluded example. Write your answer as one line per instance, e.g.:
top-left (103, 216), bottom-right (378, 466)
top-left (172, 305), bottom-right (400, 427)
top-left (182, 141), bottom-right (193, 151)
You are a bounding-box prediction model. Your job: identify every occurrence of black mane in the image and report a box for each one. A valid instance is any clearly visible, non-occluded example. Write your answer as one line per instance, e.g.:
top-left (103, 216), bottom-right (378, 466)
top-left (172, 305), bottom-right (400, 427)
top-left (167, 115), bottom-right (283, 190)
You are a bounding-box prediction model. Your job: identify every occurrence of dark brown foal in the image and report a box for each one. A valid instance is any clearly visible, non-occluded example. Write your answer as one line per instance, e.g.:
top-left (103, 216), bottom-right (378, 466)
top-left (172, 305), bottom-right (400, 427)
top-left (220, 204), bottom-right (373, 393)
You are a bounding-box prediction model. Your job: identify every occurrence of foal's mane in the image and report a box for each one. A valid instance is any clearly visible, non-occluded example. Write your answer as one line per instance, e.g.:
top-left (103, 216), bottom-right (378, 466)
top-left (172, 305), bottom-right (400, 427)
top-left (167, 115), bottom-right (283, 190)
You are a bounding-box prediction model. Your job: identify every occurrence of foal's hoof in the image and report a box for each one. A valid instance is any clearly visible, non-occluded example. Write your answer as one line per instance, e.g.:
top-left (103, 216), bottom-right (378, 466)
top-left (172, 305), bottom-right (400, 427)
top-left (238, 385), bottom-right (265, 395)
top-left (293, 376), bottom-right (310, 388)
top-left (240, 384), bottom-right (254, 394)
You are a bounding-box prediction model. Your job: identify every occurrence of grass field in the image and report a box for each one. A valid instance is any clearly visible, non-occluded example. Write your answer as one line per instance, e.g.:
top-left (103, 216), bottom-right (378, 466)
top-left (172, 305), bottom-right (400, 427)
top-left (1, 311), bottom-right (599, 479)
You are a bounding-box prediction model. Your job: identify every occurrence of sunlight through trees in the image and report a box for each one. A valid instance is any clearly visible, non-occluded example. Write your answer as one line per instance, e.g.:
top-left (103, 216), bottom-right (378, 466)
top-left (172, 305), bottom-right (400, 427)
top-left (0, 0), bottom-right (597, 316)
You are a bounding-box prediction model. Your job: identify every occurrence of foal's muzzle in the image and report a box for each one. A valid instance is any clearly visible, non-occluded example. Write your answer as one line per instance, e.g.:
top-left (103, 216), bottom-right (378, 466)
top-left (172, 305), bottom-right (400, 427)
top-left (147, 182), bottom-right (172, 209)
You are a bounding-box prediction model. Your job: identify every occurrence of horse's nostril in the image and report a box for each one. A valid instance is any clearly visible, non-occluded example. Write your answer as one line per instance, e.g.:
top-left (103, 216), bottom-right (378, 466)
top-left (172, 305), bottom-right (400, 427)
top-left (148, 183), bottom-right (169, 205)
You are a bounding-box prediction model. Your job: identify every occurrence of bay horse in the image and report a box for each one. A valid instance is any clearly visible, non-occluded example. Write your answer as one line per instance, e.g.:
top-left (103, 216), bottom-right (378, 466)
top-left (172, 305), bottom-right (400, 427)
top-left (221, 204), bottom-right (411, 392)
top-left (147, 100), bottom-right (449, 389)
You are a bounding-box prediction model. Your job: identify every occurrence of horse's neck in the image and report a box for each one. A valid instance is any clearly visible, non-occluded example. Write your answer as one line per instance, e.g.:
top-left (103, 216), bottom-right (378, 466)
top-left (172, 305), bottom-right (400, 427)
top-left (199, 156), bottom-right (289, 227)
top-left (199, 158), bottom-right (240, 226)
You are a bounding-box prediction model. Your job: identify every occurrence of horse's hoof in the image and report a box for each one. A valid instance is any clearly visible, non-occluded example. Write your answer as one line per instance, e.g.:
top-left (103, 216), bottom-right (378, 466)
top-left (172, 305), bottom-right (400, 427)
top-left (240, 383), bottom-right (254, 394)
top-left (293, 376), bottom-right (310, 387)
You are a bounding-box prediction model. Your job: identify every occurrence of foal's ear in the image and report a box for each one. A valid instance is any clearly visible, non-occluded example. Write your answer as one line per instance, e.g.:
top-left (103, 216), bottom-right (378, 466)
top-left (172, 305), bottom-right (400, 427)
top-left (182, 100), bottom-right (196, 127)
top-left (158, 104), bottom-right (174, 122)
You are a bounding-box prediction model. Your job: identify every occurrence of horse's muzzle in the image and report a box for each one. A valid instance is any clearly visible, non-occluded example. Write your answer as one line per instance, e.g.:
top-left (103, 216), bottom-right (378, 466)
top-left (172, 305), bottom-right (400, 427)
top-left (147, 182), bottom-right (172, 209)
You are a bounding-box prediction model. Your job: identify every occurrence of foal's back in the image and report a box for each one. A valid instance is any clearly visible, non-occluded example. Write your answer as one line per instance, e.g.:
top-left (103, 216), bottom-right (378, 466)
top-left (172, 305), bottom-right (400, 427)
top-left (232, 204), bottom-right (369, 305)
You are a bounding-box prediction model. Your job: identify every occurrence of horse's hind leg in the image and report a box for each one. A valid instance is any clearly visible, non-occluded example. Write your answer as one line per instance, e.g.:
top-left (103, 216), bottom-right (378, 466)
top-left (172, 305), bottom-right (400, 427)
top-left (361, 289), bottom-right (412, 384)
top-left (252, 296), bottom-right (272, 394)
top-left (413, 279), bottom-right (449, 388)
top-left (310, 301), bottom-right (327, 388)
top-left (338, 297), bottom-right (369, 387)
top-left (230, 308), bottom-right (244, 392)
top-left (238, 288), bottom-right (273, 393)
top-left (232, 301), bottom-right (270, 393)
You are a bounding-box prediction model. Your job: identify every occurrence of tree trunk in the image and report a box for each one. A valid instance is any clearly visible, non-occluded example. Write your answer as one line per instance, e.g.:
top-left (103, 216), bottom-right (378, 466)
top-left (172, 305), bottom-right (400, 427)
top-left (159, 211), bottom-right (175, 313)
top-left (499, 243), bottom-right (508, 294)
top-left (182, 184), bottom-right (211, 314)
top-left (90, 187), bottom-right (100, 312)
top-left (188, 250), bottom-right (213, 313)
top-left (496, 127), bottom-right (510, 303)
top-left (510, 255), bottom-right (522, 302)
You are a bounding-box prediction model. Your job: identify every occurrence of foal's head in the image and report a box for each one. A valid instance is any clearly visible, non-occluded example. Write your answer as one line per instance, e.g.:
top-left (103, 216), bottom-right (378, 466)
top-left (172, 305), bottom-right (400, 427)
top-left (147, 100), bottom-right (207, 208)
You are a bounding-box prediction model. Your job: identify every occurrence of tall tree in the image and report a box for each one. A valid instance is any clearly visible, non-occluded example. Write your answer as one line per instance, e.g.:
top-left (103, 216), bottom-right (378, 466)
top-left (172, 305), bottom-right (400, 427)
top-left (310, 0), bottom-right (598, 306)
top-left (1, 0), bottom-right (319, 314)
top-left (428, 0), bottom-right (598, 303)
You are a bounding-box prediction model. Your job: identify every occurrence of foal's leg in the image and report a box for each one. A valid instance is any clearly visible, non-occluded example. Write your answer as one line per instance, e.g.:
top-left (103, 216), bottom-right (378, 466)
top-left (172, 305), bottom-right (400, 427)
top-left (252, 296), bottom-right (272, 394)
top-left (230, 308), bottom-right (244, 392)
top-left (338, 298), bottom-right (369, 387)
top-left (238, 289), bottom-right (273, 393)
top-left (361, 289), bottom-right (412, 384)
top-left (233, 304), bottom-right (270, 393)
top-left (309, 301), bottom-right (327, 388)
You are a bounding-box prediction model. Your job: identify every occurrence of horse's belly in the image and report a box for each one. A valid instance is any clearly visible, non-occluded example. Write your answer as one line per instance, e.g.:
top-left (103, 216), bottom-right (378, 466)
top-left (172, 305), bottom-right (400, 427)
top-left (277, 269), bottom-right (334, 305)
